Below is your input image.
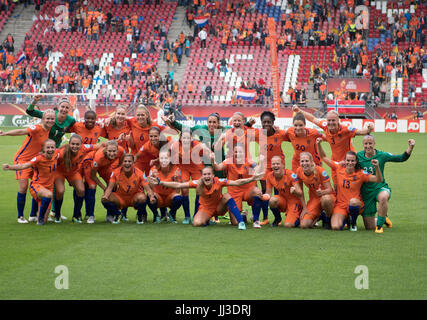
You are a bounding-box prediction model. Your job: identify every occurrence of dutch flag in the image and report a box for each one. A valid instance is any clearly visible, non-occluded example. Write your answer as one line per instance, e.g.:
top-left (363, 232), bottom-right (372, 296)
top-left (194, 14), bottom-right (209, 28)
top-left (81, 88), bottom-right (86, 102)
top-left (16, 52), bottom-right (26, 64)
top-left (236, 88), bottom-right (257, 101)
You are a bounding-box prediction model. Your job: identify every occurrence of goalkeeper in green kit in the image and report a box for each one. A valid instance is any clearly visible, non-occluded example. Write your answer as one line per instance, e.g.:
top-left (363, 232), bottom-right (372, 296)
top-left (357, 135), bottom-right (415, 233)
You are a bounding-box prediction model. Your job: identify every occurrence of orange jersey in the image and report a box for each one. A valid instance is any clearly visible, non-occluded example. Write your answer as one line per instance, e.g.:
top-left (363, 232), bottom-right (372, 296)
top-left (110, 167), bottom-right (147, 197)
top-left (70, 122), bottom-right (107, 145)
top-left (91, 146), bottom-right (125, 175)
top-left (222, 126), bottom-right (254, 153)
top-left (30, 152), bottom-right (59, 189)
top-left (14, 125), bottom-right (50, 163)
top-left (188, 177), bottom-right (230, 209)
top-left (329, 161), bottom-right (371, 206)
top-left (296, 166), bottom-right (330, 200)
top-left (266, 169), bottom-right (299, 200)
top-left (171, 140), bottom-right (206, 171)
top-left (104, 122), bottom-right (131, 152)
top-left (57, 144), bottom-right (94, 175)
top-left (135, 136), bottom-right (172, 166)
top-left (319, 122), bottom-right (357, 162)
top-left (284, 127), bottom-right (323, 165)
top-left (221, 158), bottom-right (257, 195)
top-left (126, 118), bottom-right (166, 154)
top-left (255, 129), bottom-right (288, 169)
top-left (149, 165), bottom-right (182, 196)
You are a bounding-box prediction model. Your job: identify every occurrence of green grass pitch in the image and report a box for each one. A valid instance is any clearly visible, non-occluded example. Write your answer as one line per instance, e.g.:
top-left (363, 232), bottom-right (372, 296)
top-left (0, 129), bottom-right (426, 300)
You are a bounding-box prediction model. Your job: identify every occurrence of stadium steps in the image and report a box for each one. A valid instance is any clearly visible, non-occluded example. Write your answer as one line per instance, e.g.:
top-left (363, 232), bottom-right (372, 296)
top-left (157, 6), bottom-right (192, 85)
top-left (0, 3), bottom-right (36, 55)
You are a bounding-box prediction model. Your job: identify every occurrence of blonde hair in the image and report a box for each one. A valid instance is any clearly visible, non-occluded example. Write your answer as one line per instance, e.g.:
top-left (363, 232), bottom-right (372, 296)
top-left (135, 104), bottom-right (152, 126)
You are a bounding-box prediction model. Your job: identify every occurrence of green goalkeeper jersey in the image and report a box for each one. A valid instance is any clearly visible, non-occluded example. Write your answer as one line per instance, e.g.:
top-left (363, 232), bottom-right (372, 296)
top-left (26, 104), bottom-right (76, 147)
top-left (357, 149), bottom-right (410, 197)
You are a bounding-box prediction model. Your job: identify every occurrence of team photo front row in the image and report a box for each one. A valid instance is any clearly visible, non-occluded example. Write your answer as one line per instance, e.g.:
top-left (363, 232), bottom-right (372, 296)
top-left (0, 97), bottom-right (416, 233)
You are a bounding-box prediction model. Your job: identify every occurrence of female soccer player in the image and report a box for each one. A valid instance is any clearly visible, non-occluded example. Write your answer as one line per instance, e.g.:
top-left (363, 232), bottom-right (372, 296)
top-left (263, 156), bottom-right (304, 228)
top-left (70, 109), bottom-right (107, 145)
top-left (149, 166), bottom-right (264, 229)
top-left (3, 139), bottom-right (58, 225)
top-left (102, 154), bottom-right (155, 224)
top-left (317, 138), bottom-right (383, 231)
top-left (171, 130), bottom-right (213, 224)
top-left (26, 96), bottom-right (77, 147)
top-left (253, 110), bottom-right (288, 225)
top-left (211, 144), bottom-right (267, 228)
top-left (134, 126), bottom-right (173, 176)
top-left (104, 105), bottom-right (131, 152)
top-left (146, 150), bottom-right (184, 224)
top-left (284, 112), bottom-right (324, 172)
top-left (293, 106), bottom-right (373, 186)
top-left (126, 105), bottom-right (166, 155)
top-left (356, 135), bottom-right (415, 233)
top-left (296, 152), bottom-right (335, 229)
top-left (54, 134), bottom-right (102, 224)
top-left (0, 109), bottom-right (55, 223)
top-left (81, 140), bottom-right (125, 222)
top-left (27, 96), bottom-right (77, 220)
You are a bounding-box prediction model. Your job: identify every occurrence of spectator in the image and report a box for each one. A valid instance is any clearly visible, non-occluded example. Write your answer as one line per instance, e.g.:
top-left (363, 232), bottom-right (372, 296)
top-left (198, 28), bottom-right (207, 49)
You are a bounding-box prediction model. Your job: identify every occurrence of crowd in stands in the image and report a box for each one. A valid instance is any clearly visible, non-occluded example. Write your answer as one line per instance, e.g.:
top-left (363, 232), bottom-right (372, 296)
top-left (0, 0), bottom-right (425, 110)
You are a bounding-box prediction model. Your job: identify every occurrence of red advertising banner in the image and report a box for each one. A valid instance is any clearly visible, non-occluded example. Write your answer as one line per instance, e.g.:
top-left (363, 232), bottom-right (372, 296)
top-left (407, 120), bottom-right (421, 133)
top-left (267, 18), bottom-right (280, 118)
top-left (327, 78), bottom-right (371, 93)
top-left (363, 119), bottom-right (375, 132)
top-left (384, 120), bottom-right (398, 132)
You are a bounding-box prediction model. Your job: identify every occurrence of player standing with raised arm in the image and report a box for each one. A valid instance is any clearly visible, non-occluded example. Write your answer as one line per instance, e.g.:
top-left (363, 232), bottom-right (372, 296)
top-left (293, 106), bottom-right (373, 186)
top-left (357, 135), bottom-right (415, 233)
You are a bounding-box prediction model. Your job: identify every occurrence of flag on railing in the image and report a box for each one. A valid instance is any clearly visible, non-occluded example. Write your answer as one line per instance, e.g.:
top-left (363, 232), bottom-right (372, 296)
top-left (16, 52), bottom-right (26, 64)
top-left (81, 88), bottom-right (87, 102)
top-left (326, 100), bottom-right (365, 114)
top-left (236, 88), bottom-right (257, 101)
top-left (194, 14), bottom-right (210, 28)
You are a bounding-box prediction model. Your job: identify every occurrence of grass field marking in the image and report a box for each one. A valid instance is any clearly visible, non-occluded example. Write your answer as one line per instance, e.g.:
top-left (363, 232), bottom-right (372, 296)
top-left (354, 265), bottom-right (369, 290)
top-left (54, 265), bottom-right (69, 290)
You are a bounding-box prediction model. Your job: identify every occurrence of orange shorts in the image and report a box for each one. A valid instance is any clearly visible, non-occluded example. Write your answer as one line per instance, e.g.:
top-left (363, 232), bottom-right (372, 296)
top-left (180, 166), bottom-right (202, 181)
top-left (273, 195), bottom-right (303, 224)
top-left (333, 200), bottom-right (365, 217)
top-left (113, 192), bottom-right (141, 209)
top-left (303, 194), bottom-right (336, 221)
top-left (56, 169), bottom-right (83, 184)
top-left (197, 202), bottom-right (225, 218)
top-left (29, 182), bottom-right (52, 201)
top-left (154, 192), bottom-right (176, 208)
top-left (14, 160), bottom-right (33, 180)
top-left (229, 188), bottom-right (254, 211)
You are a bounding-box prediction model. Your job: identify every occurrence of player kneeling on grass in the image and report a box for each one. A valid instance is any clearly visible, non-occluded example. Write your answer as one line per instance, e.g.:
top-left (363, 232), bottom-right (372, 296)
top-left (263, 156), bottom-right (304, 228)
top-left (296, 152), bottom-right (335, 229)
top-left (3, 139), bottom-right (58, 225)
top-left (101, 154), bottom-right (154, 224)
top-left (357, 136), bottom-right (415, 233)
top-left (148, 166), bottom-right (264, 230)
top-left (146, 150), bottom-right (184, 224)
top-left (317, 138), bottom-right (383, 231)
top-left (54, 134), bottom-right (104, 224)
top-left (211, 144), bottom-right (268, 229)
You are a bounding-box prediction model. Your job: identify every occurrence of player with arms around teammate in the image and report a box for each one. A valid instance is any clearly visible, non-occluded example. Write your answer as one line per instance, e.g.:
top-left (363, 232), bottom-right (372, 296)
top-left (317, 138), bottom-right (383, 231)
top-left (3, 139), bottom-right (58, 225)
top-left (357, 135), bottom-right (415, 233)
top-left (149, 166), bottom-right (264, 230)
top-left (296, 152), bottom-right (336, 229)
top-left (102, 154), bottom-right (154, 224)
top-left (0, 109), bottom-right (55, 223)
top-left (293, 106), bottom-right (373, 185)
